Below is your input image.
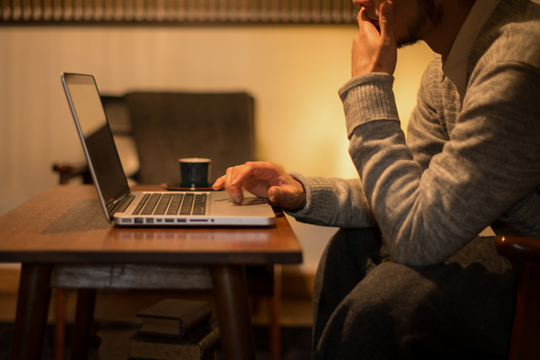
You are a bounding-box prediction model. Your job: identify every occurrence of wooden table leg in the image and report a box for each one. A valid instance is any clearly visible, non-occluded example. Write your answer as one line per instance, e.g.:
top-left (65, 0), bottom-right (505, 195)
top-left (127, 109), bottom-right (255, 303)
top-left (70, 288), bottom-right (97, 360)
top-left (211, 265), bottom-right (256, 360)
top-left (269, 264), bottom-right (282, 360)
top-left (54, 289), bottom-right (66, 360)
top-left (11, 263), bottom-right (53, 360)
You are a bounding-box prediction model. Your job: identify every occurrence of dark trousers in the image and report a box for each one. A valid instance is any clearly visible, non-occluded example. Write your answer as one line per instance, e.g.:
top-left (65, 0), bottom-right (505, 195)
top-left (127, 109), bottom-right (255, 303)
top-left (312, 228), bottom-right (519, 360)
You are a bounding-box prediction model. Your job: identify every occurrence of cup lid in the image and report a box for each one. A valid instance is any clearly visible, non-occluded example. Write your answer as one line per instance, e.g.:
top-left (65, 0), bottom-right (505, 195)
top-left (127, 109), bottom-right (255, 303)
top-left (179, 158), bottom-right (211, 163)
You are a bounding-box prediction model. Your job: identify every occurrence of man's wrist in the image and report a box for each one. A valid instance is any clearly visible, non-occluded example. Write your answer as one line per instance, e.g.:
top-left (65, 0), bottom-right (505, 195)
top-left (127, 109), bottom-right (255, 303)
top-left (290, 179), bottom-right (307, 212)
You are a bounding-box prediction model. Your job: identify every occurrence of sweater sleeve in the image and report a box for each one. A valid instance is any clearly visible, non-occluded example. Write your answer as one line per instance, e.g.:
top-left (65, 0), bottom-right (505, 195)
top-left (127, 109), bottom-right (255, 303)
top-left (284, 172), bottom-right (377, 228)
top-left (340, 61), bottom-right (540, 266)
top-left (406, 61), bottom-right (451, 172)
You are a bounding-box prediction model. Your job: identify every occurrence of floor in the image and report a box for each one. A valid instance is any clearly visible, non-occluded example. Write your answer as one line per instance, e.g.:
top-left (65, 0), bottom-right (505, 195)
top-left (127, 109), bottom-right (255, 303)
top-left (0, 322), bottom-right (312, 360)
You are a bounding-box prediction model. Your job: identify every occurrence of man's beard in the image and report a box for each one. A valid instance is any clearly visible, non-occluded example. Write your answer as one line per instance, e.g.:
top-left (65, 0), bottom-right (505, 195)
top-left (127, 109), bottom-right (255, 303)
top-left (396, 0), bottom-right (444, 48)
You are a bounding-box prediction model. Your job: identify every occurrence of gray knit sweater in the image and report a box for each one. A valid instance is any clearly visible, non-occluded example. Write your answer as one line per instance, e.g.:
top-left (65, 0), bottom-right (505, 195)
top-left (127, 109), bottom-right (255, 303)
top-left (287, 0), bottom-right (540, 266)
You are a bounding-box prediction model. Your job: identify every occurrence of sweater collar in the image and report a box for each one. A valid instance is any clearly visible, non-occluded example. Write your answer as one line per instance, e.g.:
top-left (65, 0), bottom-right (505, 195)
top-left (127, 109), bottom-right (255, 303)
top-left (442, 0), bottom-right (501, 98)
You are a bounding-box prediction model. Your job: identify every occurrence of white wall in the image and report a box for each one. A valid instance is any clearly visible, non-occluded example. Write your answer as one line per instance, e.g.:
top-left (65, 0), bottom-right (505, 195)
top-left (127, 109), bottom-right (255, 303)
top-left (0, 25), bottom-right (433, 271)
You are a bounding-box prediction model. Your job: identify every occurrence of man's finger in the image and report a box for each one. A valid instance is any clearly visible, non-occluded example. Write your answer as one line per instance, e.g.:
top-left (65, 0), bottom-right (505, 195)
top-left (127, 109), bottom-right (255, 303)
top-left (358, 6), bottom-right (369, 24)
top-left (379, 1), bottom-right (395, 42)
top-left (358, 7), bottom-right (378, 32)
top-left (223, 167), bottom-right (244, 203)
top-left (230, 162), bottom-right (276, 187)
top-left (212, 175), bottom-right (225, 190)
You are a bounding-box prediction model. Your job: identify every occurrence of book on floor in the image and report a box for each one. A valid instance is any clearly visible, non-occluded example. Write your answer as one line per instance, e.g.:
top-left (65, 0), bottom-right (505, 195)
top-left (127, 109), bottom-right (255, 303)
top-left (129, 319), bottom-right (219, 360)
top-left (136, 298), bottom-right (212, 339)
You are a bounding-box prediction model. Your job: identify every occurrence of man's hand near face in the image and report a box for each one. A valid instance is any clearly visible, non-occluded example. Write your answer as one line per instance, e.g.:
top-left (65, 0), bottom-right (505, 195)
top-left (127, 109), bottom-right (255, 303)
top-left (352, 1), bottom-right (397, 77)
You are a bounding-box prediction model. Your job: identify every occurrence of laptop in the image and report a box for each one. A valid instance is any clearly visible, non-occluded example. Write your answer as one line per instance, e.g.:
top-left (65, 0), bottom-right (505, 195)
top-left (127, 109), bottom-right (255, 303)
top-left (61, 72), bottom-right (276, 227)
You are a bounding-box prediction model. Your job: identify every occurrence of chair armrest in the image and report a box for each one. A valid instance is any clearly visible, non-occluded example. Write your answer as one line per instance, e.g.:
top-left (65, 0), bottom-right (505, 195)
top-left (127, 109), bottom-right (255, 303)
top-left (52, 161), bottom-right (91, 185)
top-left (496, 235), bottom-right (540, 262)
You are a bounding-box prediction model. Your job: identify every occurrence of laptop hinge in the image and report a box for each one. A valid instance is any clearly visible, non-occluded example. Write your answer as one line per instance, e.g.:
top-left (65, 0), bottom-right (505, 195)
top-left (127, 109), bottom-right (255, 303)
top-left (107, 194), bottom-right (135, 216)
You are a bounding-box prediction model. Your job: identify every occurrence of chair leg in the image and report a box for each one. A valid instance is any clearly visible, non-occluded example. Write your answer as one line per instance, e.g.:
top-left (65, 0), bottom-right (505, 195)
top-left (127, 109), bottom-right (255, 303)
top-left (54, 289), bottom-right (66, 360)
top-left (269, 264), bottom-right (282, 360)
top-left (508, 261), bottom-right (540, 360)
top-left (70, 288), bottom-right (97, 360)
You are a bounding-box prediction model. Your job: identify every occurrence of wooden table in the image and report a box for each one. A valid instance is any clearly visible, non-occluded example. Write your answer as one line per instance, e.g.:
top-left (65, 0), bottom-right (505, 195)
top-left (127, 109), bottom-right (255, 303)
top-left (0, 185), bottom-right (302, 360)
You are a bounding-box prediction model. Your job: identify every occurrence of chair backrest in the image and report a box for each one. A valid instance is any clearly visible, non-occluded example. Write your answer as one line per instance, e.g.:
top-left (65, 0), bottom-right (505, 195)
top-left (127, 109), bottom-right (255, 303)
top-left (101, 95), bottom-right (141, 181)
top-left (122, 91), bottom-right (255, 185)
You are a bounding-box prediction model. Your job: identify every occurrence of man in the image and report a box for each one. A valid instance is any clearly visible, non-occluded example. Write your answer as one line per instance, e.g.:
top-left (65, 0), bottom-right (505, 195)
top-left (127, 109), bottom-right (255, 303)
top-left (214, 0), bottom-right (540, 358)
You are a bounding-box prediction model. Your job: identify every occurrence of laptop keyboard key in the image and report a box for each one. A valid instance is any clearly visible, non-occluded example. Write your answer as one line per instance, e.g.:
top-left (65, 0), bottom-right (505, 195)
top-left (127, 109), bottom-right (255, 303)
top-left (154, 194), bottom-right (173, 215)
top-left (192, 194), bottom-right (206, 215)
top-left (141, 194), bottom-right (161, 215)
top-left (132, 193), bottom-right (151, 215)
top-left (180, 193), bottom-right (194, 215)
top-left (166, 194), bottom-right (184, 215)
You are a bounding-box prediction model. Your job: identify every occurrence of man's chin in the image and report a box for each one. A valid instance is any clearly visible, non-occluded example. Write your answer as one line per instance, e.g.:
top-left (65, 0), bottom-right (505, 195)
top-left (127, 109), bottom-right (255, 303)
top-left (396, 37), bottom-right (420, 49)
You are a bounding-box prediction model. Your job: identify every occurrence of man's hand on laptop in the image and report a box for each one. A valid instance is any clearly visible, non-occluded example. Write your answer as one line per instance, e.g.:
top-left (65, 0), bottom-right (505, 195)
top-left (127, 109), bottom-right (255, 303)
top-left (212, 161), bottom-right (306, 211)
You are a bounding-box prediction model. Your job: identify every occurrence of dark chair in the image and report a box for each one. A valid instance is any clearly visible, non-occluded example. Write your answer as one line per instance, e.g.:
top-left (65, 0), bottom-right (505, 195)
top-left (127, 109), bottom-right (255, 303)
top-left (496, 235), bottom-right (540, 360)
top-left (53, 91), bottom-right (282, 360)
top-left (123, 91), bottom-right (254, 185)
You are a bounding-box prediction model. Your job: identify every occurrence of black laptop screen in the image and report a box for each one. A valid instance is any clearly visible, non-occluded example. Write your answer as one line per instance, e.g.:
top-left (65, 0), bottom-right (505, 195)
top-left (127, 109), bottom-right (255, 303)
top-left (62, 73), bottom-right (130, 208)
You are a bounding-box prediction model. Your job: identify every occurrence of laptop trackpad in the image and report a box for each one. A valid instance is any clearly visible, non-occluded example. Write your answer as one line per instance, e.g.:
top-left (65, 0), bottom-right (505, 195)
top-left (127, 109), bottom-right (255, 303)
top-left (211, 192), bottom-right (274, 217)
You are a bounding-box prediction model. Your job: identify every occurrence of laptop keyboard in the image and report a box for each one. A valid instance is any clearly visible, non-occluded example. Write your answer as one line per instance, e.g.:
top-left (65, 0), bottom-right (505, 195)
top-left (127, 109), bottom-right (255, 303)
top-left (132, 193), bottom-right (207, 216)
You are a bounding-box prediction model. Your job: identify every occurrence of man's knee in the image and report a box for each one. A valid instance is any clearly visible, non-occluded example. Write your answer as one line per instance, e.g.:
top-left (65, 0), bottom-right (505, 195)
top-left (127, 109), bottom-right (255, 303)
top-left (313, 227), bottom-right (387, 354)
top-left (316, 262), bottom-right (425, 359)
top-left (326, 261), bottom-right (515, 359)
top-left (316, 262), bottom-right (442, 359)
top-left (343, 261), bottom-right (436, 319)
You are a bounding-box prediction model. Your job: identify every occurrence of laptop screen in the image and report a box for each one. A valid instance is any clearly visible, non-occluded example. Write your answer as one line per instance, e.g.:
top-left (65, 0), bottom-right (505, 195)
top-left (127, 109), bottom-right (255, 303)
top-left (62, 73), bottom-right (130, 210)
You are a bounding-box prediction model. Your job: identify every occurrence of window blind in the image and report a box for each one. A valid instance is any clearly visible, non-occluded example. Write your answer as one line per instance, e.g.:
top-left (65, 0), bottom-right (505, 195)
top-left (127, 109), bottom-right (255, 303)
top-left (0, 0), bottom-right (359, 24)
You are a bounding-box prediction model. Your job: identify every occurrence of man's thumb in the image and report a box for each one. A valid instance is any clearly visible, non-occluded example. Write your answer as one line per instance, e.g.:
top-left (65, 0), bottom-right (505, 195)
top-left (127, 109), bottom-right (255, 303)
top-left (379, 1), bottom-right (395, 41)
